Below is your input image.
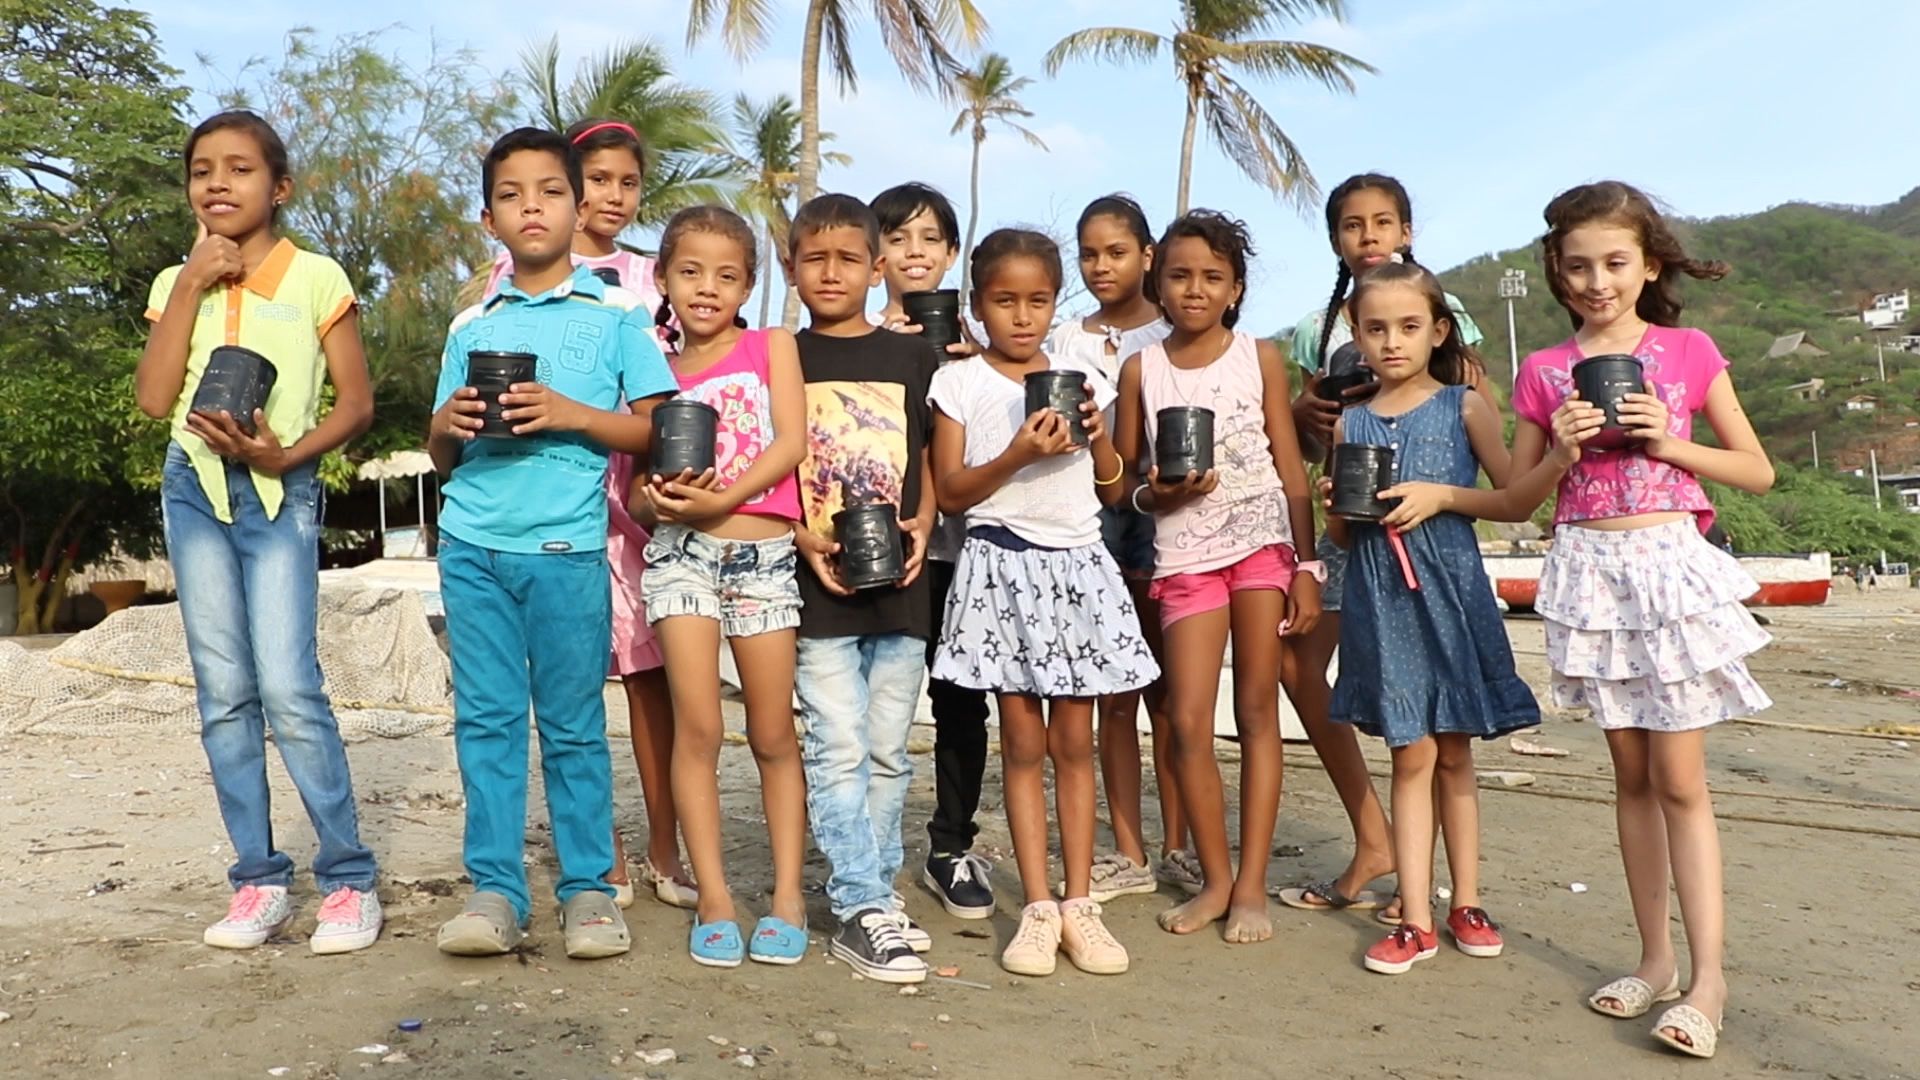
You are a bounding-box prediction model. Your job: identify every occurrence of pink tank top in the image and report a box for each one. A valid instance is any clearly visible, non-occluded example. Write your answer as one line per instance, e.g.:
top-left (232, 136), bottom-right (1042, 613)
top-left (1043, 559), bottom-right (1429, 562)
top-left (672, 329), bottom-right (801, 521)
top-left (1139, 332), bottom-right (1291, 578)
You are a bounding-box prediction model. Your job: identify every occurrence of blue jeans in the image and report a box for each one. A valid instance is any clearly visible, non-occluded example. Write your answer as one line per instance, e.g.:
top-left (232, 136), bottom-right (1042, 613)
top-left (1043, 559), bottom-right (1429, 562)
top-left (161, 445), bottom-right (376, 894)
top-left (438, 535), bottom-right (615, 922)
top-left (795, 633), bottom-right (925, 920)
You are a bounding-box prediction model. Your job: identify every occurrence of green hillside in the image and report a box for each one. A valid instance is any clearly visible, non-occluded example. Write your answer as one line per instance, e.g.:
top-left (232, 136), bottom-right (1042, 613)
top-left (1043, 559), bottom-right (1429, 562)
top-left (1423, 189), bottom-right (1920, 560)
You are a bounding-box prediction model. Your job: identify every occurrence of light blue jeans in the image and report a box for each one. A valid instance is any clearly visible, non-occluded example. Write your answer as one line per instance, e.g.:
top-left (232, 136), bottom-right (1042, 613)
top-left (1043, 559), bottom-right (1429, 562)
top-left (162, 445), bottom-right (376, 894)
top-left (438, 535), bottom-right (616, 923)
top-left (795, 633), bottom-right (925, 920)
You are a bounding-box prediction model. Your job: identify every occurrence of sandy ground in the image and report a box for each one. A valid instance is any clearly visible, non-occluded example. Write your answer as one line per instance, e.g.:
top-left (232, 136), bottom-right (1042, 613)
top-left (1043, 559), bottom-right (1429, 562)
top-left (3, 588), bottom-right (1919, 1080)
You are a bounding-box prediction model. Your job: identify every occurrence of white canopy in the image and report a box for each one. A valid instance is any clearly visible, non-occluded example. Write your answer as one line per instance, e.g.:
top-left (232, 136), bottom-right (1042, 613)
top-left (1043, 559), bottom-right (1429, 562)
top-left (357, 450), bottom-right (435, 481)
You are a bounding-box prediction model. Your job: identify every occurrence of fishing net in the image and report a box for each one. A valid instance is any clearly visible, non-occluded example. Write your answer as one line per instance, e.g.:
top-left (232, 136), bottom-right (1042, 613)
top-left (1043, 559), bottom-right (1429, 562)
top-left (0, 587), bottom-right (452, 741)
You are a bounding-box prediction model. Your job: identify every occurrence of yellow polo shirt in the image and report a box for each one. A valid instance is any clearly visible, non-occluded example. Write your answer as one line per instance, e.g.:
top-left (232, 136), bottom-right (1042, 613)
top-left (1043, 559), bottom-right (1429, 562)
top-left (145, 239), bottom-right (356, 522)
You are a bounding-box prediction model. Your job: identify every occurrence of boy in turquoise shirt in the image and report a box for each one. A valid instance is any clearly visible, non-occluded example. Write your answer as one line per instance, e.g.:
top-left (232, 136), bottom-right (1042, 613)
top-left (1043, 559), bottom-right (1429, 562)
top-left (428, 128), bottom-right (677, 960)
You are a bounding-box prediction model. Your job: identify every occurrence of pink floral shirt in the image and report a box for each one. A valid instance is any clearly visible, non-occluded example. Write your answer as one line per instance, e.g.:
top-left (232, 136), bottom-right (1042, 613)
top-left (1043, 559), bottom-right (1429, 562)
top-left (1512, 325), bottom-right (1728, 533)
top-left (672, 329), bottom-right (801, 521)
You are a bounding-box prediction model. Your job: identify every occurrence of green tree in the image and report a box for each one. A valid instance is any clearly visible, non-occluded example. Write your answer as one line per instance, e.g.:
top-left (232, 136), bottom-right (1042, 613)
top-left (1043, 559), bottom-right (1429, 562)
top-left (720, 93), bottom-right (849, 328)
top-left (520, 36), bottom-right (736, 230)
top-left (207, 26), bottom-right (519, 463)
top-left (951, 52), bottom-right (1044, 308)
top-left (686, 0), bottom-right (988, 209)
top-left (1044, 0), bottom-right (1371, 215)
top-left (0, 0), bottom-right (190, 629)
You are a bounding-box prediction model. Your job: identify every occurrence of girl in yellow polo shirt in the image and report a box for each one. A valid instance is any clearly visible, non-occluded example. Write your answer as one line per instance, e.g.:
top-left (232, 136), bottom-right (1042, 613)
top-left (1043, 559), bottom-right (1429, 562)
top-left (135, 110), bottom-right (382, 956)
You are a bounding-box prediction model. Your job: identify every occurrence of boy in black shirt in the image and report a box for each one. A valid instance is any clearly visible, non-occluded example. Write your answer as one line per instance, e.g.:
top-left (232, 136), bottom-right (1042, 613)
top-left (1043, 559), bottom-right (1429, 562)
top-left (787, 194), bottom-right (939, 983)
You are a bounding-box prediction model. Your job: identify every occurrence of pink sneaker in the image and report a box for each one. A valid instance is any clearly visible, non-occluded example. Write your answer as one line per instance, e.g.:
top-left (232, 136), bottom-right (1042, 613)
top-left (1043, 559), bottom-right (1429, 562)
top-left (204, 885), bottom-right (294, 950)
top-left (310, 888), bottom-right (383, 955)
top-left (1363, 923), bottom-right (1439, 975)
top-left (1446, 906), bottom-right (1504, 958)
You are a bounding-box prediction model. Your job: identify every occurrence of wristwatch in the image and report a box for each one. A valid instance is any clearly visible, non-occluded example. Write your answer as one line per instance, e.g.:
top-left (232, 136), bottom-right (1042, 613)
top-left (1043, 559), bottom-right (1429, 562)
top-left (1295, 560), bottom-right (1328, 584)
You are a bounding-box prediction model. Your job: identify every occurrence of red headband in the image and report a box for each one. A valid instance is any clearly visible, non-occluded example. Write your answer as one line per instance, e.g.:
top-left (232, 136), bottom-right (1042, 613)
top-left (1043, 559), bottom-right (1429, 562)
top-left (572, 121), bottom-right (638, 145)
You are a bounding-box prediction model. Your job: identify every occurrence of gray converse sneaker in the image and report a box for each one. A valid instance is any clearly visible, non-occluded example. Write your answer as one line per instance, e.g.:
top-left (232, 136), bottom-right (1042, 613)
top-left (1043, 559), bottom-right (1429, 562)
top-left (204, 885), bottom-right (295, 950)
top-left (889, 892), bottom-right (933, 953)
top-left (310, 887), bottom-right (383, 955)
top-left (830, 908), bottom-right (927, 984)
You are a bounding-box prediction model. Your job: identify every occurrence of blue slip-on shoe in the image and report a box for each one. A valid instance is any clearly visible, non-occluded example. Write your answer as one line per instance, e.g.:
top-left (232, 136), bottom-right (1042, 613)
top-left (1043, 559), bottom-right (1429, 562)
top-left (689, 919), bottom-right (746, 968)
top-left (747, 915), bottom-right (808, 966)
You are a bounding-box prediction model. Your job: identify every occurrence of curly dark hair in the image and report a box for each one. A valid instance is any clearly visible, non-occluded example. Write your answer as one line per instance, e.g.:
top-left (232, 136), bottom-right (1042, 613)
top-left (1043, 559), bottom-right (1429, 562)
top-left (1541, 181), bottom-right (1729, 330)
top-left (1145, 209), bottom-right (1254, 329)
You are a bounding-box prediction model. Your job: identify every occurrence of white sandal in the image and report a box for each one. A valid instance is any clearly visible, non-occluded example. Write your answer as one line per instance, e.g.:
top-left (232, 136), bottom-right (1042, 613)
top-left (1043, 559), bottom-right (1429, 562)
top-left (638, 858), bottom-right (700, 910)
top-left (1651, 1003), bottom-right (1722, 1059)
top-left (1588, 973), bottom-right (1682, 1019)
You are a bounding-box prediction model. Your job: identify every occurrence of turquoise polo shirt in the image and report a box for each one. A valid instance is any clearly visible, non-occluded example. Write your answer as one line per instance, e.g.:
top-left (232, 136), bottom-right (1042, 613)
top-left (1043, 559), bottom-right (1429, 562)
top-left (433, 264), bottom-right (676, 554)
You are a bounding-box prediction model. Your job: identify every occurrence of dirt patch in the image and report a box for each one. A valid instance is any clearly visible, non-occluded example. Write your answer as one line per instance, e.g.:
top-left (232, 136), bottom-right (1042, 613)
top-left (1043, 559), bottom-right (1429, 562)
top-left (3, 592), bottom-right (1918, 1078)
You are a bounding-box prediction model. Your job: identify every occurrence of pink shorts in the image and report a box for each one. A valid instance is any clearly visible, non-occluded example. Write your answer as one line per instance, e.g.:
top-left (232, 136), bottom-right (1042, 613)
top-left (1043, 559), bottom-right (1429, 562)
top-left (1148, 543), bottom-right (1298, 628)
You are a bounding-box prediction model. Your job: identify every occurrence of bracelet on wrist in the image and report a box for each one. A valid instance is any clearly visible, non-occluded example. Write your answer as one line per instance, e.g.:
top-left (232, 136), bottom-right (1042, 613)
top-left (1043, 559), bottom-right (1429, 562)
top-left (1094, 454), bottom-right (1125, 487)
top-left (1130, 483), bottom-right (1151, 514)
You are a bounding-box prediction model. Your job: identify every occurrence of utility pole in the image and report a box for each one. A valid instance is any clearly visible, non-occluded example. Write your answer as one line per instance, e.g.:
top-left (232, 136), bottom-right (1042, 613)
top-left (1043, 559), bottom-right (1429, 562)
top-left (1498, 268), bottom-right (1528, 390)
top-left (1812, 429), bottom-right (1819, 468)
top-left (1872, 448), bottom-right (1882, 510)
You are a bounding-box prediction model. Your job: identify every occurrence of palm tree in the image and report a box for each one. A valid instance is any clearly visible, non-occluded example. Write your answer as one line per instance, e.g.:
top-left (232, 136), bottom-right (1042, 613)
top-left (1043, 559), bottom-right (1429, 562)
top-left (951, 53), bottom-right (1045, 307)
top-left (720, 93), bottom-right (851, 327)
top-left (520, 36), bottom-right (737, 230)
top-left (1044, 0), bottom-right (1373, 215)
top-left (686, 0), bottom-right (989, 206)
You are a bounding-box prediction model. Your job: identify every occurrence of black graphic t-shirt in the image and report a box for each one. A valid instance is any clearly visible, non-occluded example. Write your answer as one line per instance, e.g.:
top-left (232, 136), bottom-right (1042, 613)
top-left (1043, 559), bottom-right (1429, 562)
top-left (794, 328), bottom-right (939, 640)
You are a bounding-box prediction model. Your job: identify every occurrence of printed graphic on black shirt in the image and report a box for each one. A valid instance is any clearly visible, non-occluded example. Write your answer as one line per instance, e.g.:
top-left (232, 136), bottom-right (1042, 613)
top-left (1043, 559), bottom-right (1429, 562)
top-left (801, 380), bottom-right (909, 540)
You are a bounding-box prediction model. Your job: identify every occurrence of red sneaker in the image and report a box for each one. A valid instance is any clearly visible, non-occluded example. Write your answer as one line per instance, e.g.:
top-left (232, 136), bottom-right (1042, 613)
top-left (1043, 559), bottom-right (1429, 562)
top-left (1447, 906), bottom-right (1504, 958)
top-left (1363, 923), bottom-right (1439, 975)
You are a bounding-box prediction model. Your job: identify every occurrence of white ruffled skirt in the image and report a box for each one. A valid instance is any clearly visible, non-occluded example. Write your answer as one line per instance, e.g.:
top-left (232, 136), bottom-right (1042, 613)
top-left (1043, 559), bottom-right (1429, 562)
top-left (1538, 519), bottom-right (1772, 732)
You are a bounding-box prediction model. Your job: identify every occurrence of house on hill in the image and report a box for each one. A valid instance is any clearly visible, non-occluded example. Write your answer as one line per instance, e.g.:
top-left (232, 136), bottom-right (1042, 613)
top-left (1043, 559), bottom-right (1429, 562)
top-left (1842, 394), bottom-right (1879, 414)
top-left (1785, 377), bottom-right (1827, 401)
top-left (1767, 331), bottom-right (1829, 360)
top-left (1864, 289), bottom-right (1911, 330)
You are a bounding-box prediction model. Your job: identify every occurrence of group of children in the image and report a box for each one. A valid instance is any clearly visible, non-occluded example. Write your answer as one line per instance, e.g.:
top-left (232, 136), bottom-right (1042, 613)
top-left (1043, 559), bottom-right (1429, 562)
top-left (138, 108), bottom-right (1775, 1061)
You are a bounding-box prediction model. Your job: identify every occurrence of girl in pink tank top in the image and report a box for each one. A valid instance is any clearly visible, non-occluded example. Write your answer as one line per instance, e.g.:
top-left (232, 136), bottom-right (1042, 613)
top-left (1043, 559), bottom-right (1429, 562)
top-left (1110, 211), bottom-right (1322, 946)
top-left (631, 207), bottom-right (812, 965)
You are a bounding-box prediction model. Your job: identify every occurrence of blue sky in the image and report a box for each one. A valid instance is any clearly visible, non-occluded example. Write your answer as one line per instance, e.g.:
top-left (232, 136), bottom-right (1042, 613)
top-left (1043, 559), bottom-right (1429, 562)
top-left (138, 0), bottom-right (1920, 334)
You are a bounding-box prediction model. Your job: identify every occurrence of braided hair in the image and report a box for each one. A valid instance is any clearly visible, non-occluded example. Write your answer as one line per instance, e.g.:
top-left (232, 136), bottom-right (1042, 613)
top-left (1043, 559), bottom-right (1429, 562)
top-left (1315, 173), bottom-right (1415, 366)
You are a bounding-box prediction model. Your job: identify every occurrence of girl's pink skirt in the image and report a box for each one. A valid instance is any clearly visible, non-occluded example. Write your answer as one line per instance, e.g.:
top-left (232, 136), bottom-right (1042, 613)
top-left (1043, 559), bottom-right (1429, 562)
top-left (607, 451), bottom-right (664, 676)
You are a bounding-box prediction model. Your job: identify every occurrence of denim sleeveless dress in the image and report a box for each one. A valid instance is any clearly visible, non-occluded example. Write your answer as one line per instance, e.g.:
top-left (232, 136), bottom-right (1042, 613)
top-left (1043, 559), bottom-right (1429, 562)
top-left (1329, 384), bottom-right (1539, 747)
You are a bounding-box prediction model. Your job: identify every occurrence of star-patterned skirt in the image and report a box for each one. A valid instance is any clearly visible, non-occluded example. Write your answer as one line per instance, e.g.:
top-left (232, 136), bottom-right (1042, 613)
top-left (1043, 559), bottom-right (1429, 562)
top-left (932, 529), bottom-right (1161, 698)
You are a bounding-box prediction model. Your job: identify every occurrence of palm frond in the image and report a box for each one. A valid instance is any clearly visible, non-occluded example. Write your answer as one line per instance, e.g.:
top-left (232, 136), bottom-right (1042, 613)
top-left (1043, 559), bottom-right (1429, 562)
top-left (1199, 76), bottom-right (1317, 210)
top-left (517, 36), bottom-right (568, 131)
top-left (870, 0), bottom-right (968, 96)
top-left (1009, 123), bottom-right (1048, 151)
top-left (1185, 0), bottom-right (1348, 40)
top-left (1209, 37), bottom-right (1374, 94)
top-left (685, 0), bottom-right (778, 60)
top-left (821, 0), bottom-right (860, 92)
top-left (1043, 27), bottom-right (1166, 77)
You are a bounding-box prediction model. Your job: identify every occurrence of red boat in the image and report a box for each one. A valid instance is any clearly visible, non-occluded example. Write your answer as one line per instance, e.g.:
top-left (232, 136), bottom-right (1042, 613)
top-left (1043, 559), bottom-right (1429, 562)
top-left (1482, 551), bottom-right (1833, 609)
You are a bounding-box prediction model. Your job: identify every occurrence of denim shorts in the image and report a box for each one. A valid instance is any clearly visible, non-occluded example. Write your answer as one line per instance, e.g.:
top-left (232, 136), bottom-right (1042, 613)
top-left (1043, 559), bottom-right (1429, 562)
top-left (1099, 504), bottom-right (1156, 581)
top-left (640, 524), bottom-right (801, 638)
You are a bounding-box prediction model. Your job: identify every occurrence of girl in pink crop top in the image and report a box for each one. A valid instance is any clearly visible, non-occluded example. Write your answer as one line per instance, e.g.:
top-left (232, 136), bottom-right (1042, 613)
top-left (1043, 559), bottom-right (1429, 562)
top-left (1498, 181), bottom-right (1774, 1059)
top-left (664, 327), bottom-right (803, 522)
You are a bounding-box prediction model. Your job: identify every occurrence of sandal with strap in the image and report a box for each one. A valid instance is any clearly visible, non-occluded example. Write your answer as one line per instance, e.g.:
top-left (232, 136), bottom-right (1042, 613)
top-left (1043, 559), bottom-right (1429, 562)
top-left (1273, 878), bottom-right (1390, 911)
top-left (639, 858), bottom-right (700, 910)
top-left (1651, 1003), bottom-right (1722, 1059)
top-left (1588, 973), bottom-right (1682, 1020)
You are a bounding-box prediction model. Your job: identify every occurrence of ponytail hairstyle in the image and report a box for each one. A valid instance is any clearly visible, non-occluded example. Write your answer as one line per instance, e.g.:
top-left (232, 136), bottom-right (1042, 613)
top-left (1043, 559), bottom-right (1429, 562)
top-left (1076, 192), bottom-right (1154, 251)
top-left (565, 117), bottom-right (647, 172)
top-left (1347, 258), bottom-right (1482, 388)
top-left (1317, 173), bottom-right (1414, 364)
top-left (653, 205), bottom-right (757, 344)
top-left (1145, 210), bottom-right (1255, 330)
top-left (1540, 180), bottom-right (1729, 330)
top-left (968, 227), bottom-right (1065, 303)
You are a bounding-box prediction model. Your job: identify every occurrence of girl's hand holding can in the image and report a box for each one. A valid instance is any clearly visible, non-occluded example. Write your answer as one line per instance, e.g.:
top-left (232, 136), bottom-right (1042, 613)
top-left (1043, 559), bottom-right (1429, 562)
top-left (187, 407), bottom-right (290, 474)
top-left (1077, 387), bottom-right (1107, 446)
top-left (1548, 393), bottom-right (1607, 466)
top-left (1376, 481), bottom-right (1452, 532)
top-left (1007, 409), bottom-right (1074, 464)
top-left (1146, 463), bottom-right (1218, 511)
top-left (1616, 381), bottom-right (1675, 456)
top-left (1315, 473), bottom-right (1335, 510)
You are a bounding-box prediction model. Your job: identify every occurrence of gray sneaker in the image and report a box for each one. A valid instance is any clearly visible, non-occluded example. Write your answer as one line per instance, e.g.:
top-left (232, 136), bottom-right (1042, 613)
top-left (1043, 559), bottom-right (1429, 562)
top-left (436, 891), bottom-right (525, 957)
top-left (830, 908), bottom-right (927, 984)
top-left (204, 885), bottom-right (295, 950)
top-left (562, 890), bottom-right (631, 960)
top-left (888, 892), bottom-right (933, 953)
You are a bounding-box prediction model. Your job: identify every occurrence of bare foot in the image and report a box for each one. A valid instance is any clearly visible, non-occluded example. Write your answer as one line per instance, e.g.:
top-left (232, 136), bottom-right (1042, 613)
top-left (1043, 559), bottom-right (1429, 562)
top-left (1157, 888), bottom-right (1230, 934)
top-left (1592, 959), bottom-right (1678, 1015)
top-left (1222, 896), bottom-right (1273, 944)
top-left (1381, 893), bottom-right (1404, 924)
top-left (770, 892), bottom-right (808, 929)
top-left (1331, 850), bottom-right (1394, 903)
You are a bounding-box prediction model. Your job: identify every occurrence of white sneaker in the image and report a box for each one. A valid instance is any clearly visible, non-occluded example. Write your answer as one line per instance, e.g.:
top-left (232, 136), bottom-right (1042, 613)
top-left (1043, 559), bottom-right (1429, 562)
top-left (204, 885), bottom-right (295, 950)
top-left (310, 888), bottom-right (383, 955)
